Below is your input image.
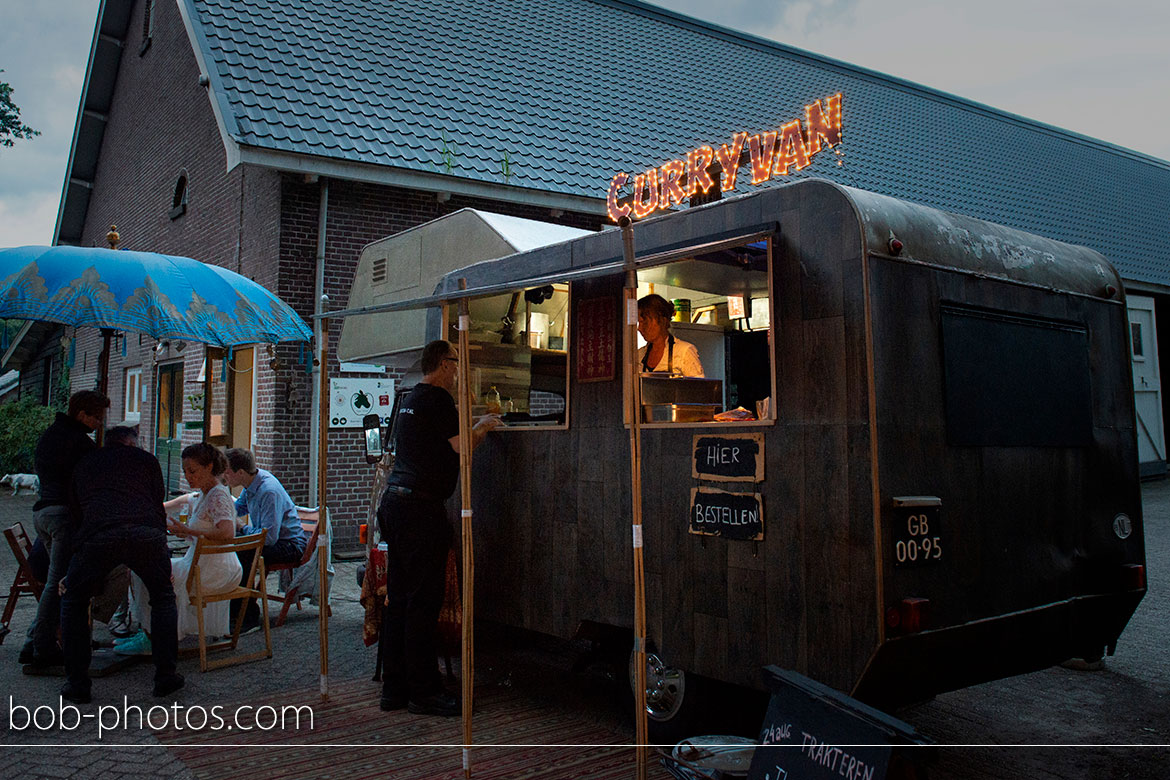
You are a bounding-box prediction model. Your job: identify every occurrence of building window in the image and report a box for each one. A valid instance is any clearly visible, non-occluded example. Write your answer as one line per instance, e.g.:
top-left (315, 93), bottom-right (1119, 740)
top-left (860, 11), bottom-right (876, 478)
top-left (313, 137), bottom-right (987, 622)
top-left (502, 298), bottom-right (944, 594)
top-left (124, 367), bottom-right (142, 422)
top-left (139, 0), bottom-right (154, 56)
top-left (447, 284), bottom-right (570, 427)
top-left (634, 235), bottom-right (775, 424)
top-left (40, 355), bottom-right (53, 406)
top-left (170, 172), bottom-right (188, 219)
top-left (1131, 322), bottom-right (1145, 361)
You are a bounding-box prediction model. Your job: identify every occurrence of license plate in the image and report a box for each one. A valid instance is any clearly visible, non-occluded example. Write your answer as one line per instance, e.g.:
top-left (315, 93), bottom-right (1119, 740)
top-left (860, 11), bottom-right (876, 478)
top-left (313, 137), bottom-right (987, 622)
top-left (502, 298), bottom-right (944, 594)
top-left (892, 505), bottom-right (942, 567)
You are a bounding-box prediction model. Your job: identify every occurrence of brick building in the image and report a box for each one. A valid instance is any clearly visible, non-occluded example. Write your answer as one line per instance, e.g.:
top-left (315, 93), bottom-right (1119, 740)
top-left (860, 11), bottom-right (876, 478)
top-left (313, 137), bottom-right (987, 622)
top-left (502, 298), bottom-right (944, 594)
top-left (6, 0), bottom-right (1170, 550)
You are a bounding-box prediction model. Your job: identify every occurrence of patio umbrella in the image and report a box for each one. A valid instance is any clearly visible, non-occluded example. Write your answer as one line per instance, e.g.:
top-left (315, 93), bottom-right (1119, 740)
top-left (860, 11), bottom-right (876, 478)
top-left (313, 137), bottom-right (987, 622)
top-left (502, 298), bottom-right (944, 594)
top-left (1, 243), bottom-right (325, 691)
top-left (0, 245), bottom-right (312, 347)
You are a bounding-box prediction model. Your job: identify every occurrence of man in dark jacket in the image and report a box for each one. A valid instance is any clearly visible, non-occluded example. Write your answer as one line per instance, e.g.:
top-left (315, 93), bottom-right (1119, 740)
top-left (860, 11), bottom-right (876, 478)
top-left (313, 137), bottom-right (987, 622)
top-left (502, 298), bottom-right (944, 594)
top-left (20, 390), bottom-right (108, 667)
top-left (59, 426), bottom-right (182, 704)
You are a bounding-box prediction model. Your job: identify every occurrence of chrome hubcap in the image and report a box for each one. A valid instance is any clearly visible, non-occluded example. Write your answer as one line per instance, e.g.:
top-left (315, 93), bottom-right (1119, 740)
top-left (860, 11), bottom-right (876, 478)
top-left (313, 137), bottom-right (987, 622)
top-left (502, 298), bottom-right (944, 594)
top-left (630, 651), bottom-right (686, 722)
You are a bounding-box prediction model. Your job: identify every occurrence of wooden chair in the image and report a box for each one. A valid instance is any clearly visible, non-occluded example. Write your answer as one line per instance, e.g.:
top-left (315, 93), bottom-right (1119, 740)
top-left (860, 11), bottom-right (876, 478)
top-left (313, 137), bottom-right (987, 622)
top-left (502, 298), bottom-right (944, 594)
top-left (2, 522), bottom-right (43, 645)
top-left (265, 507), bottom-right (329, 627)
top-left (190, 531), bottom-right (272, 672)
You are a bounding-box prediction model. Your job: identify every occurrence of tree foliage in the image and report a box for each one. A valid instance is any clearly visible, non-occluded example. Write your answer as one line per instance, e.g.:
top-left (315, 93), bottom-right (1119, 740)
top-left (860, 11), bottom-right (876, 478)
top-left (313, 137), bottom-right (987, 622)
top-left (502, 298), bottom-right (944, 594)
top-left (0, 397), bottom-right (55, 475)
top-left (0, 69), bottom-right (39, 148)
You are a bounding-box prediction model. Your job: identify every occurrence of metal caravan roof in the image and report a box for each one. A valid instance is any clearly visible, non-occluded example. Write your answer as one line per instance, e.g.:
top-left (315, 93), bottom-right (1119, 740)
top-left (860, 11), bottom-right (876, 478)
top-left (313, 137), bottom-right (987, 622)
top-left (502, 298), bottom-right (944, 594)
top-left (328, 181), bottom-right (1123, 342)
top-left (428, 181), bottom-right (1122, 302)
top-left (337, 209), bottom-right (591, 364)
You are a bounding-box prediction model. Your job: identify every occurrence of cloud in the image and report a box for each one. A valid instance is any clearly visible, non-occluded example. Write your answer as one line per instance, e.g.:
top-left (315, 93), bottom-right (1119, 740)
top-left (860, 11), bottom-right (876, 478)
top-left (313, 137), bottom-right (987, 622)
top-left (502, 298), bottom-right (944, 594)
top-left (646, 0), bottom-right (795, 34)
top-left (0, 189), bottom-right (61, 246)
top-left (650, 0), bottom-right (1170, 161)
top-left (0, 0), bottom-right (98, 243)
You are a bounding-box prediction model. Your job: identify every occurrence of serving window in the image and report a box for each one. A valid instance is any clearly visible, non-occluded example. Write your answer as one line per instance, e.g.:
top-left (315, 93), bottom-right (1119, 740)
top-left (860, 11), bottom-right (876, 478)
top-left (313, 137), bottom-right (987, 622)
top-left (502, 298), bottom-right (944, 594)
top-left (635, 235), bottom-right (775, 426)
top-left (446, 284), bottom-right (570, 428)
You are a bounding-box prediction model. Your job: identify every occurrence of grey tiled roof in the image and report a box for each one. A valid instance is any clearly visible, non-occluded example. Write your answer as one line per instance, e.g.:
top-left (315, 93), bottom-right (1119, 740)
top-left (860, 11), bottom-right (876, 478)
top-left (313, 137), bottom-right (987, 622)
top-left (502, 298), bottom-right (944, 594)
top-left (186, 0), bottom-right (1170, 286)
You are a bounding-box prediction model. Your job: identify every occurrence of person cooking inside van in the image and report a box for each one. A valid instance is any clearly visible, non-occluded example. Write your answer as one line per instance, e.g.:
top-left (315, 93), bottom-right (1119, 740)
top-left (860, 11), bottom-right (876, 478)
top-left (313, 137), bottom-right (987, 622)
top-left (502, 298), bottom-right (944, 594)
top-left (637, 293), bottom-right (704, 377)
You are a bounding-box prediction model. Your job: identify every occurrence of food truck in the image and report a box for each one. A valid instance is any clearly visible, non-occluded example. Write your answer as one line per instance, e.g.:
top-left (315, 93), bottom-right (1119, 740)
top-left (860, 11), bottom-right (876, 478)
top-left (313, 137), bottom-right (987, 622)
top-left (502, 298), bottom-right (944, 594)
top-left (340, 179), bottom-right (1145, 733)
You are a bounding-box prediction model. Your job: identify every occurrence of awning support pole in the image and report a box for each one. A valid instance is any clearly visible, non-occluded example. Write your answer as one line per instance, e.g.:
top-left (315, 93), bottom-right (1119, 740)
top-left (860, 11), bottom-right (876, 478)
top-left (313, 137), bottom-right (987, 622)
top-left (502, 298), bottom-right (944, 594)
top-left (317, 295), bottom-right (331, 701)
top-left (620, 216), bottom-right (649, 777)
top-left (456, 279), bottom-right (476, 778)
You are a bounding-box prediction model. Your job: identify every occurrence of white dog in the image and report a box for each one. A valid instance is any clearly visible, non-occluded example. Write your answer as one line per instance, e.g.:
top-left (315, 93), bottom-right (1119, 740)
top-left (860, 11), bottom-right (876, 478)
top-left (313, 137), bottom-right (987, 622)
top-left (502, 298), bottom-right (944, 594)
top-left (0, 473), bottom-right (40, 496)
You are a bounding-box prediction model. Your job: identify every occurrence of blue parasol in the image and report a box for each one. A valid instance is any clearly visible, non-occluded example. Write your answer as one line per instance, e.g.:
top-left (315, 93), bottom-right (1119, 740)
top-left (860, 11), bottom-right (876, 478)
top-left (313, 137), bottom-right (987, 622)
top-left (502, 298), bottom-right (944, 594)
top-left (0, 245), bottom-right (311, 346)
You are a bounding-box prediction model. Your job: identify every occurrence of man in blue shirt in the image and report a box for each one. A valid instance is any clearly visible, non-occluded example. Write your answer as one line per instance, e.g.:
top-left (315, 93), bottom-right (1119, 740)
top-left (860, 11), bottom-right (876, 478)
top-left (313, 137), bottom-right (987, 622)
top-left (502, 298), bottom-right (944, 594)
top-left (224, 449), bottom-right (306, 632)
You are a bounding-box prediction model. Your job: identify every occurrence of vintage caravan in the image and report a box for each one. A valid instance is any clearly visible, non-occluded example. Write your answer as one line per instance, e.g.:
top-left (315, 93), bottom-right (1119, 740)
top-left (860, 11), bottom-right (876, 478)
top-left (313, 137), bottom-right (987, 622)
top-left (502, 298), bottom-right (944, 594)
top-left (342, 179), bottom-right (1145, 733)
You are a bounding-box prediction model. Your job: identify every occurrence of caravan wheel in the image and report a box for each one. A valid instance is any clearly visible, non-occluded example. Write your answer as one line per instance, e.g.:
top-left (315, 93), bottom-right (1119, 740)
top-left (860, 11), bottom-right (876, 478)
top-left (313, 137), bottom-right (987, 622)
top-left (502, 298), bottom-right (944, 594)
top-left (629, 647), bottom-right (688, 737)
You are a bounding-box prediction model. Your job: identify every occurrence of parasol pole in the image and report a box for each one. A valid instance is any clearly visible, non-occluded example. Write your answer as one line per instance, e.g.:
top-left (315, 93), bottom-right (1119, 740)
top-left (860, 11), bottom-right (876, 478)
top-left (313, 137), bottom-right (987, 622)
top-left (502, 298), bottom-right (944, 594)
top-left (619, 216), bottom-right (649, 777)
top-left (96, 329), bottom-right (113, 398)
top-left (455, 279), bottom-right (476, 778)
top-left (317, 294), bottom-right (331, 701)
top-left (95, 226), bottom-right (120, 446)
top-left (97, 328), bottom-right (113, 445)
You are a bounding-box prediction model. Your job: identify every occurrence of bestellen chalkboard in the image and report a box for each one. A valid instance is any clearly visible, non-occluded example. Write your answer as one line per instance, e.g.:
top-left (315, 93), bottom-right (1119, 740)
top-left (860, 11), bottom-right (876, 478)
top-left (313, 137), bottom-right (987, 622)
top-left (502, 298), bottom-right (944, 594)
top-left (689, 487), bottom-right (763, 540)
top-left (692, 433), bottom-right (764, 482)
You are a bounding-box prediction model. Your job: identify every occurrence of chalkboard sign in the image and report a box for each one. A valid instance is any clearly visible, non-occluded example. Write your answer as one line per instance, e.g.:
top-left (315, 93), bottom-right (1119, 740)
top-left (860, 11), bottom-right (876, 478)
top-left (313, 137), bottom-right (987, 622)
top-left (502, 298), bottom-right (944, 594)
top-left (748, 666), bottom-right (929, 780)
top-left (689, 488), bottom-right (763, 540)
top-left (692, 433), bottom-right (764, 482)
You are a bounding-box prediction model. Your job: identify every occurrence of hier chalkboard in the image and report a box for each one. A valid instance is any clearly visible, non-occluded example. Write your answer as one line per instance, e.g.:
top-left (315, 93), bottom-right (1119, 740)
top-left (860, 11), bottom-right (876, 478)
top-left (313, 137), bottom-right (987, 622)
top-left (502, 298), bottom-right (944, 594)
top-left (692, 433), bottom-right (764, 482)
top-left (690, 487), bottom-right (763, 540)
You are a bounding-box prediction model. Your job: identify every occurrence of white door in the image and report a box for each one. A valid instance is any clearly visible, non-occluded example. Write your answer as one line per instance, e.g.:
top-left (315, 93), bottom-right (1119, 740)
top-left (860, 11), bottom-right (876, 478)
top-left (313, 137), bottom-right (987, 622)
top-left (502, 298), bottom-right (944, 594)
top-left (1128, 295), bottom-right (1165, 469)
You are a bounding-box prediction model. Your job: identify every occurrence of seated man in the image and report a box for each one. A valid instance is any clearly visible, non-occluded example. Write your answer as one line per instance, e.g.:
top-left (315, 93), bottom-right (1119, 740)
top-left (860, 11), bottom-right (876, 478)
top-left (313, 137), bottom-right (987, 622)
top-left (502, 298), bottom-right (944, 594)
top-left (224, 449), bottom-right (306, 632)
top-left (59, 426), bottom-right (183, 704)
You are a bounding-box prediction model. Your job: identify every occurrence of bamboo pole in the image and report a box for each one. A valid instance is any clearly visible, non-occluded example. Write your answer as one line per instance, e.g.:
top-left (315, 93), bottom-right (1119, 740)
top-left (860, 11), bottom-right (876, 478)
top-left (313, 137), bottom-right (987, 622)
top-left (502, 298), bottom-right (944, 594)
top-left (317, 297), bottom-right (331, 701)
top-left (619, 217), bottom-right (649, 778)
top-left (455, 280), bottom-right (476, 779)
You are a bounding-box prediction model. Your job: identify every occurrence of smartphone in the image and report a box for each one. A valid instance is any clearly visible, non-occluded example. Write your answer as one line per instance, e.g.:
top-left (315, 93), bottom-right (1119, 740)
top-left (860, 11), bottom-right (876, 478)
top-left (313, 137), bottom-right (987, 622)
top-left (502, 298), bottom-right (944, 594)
top-left (362, 413), bottom-right (383, 464)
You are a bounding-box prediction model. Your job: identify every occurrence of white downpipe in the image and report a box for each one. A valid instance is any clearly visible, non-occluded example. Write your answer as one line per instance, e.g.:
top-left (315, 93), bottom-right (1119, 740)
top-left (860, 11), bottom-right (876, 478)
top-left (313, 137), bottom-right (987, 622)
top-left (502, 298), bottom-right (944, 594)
top-left (309, 179), bottom-right (329, 507)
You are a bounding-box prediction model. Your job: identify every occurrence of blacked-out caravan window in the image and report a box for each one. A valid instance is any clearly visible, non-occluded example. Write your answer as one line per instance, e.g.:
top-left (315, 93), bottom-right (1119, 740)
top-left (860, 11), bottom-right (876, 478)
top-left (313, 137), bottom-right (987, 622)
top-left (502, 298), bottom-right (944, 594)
top-left (940, 305), bottom-right (1092, 447)
top-left (446, 284), bottom-right (570, 428)
top-left (636, 236), bottom-right (775, 425)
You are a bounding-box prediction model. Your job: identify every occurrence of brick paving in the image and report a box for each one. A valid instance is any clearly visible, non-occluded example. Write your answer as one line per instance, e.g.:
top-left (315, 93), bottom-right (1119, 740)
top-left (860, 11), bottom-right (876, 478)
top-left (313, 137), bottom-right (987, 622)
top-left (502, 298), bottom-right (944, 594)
top-left (0, 491), bottom-right (377, 777)
top-left (2, 483), bottom-right (1170, 778)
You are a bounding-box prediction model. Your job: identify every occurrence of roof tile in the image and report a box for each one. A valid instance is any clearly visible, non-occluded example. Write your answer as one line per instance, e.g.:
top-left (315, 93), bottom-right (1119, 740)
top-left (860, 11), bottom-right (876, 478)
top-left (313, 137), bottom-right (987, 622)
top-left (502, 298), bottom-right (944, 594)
top-left (189, 0), bottom-right (1170, 283)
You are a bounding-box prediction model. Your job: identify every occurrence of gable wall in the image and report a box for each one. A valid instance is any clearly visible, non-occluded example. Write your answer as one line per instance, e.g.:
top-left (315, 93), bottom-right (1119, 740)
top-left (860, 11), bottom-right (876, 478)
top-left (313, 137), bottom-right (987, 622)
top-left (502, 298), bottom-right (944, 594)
top-left (69, 0), bottom-right (282, 482)
top-left (271, 176), bottom-right (603, 547)
top-left (64, 1), bottom-right (610, 547)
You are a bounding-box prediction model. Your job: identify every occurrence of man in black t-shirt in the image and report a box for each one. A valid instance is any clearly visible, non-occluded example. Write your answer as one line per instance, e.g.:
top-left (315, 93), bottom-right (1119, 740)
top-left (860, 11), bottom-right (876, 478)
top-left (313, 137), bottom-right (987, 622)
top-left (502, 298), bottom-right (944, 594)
top-left (377, 340), bottom-right (500, 717)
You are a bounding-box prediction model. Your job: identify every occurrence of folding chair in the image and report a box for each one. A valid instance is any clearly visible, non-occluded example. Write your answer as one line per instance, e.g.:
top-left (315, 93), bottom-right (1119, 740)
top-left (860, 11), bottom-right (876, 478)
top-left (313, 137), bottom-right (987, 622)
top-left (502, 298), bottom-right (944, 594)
top-left (265, 507), bottom-right (330, 627)
top-left (190, 531), bottom-right (272, 672)
top-left (2, 522), bottom-right (43, 645)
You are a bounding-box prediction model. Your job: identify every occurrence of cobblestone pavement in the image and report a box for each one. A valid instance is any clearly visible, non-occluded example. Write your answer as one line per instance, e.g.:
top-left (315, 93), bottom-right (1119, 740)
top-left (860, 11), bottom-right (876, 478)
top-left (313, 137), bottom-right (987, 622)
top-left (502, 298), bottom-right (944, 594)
top-left (0, 491), bottom-right (379, 778)
top-left (2, 482), bottom-right (1170, 778)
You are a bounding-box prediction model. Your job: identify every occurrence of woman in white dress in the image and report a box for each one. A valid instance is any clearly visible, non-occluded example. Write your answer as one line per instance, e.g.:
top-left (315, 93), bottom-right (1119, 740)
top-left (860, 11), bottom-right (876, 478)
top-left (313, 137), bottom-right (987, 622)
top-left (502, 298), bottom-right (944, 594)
top-left (119, 444), bottom-right (242, 654)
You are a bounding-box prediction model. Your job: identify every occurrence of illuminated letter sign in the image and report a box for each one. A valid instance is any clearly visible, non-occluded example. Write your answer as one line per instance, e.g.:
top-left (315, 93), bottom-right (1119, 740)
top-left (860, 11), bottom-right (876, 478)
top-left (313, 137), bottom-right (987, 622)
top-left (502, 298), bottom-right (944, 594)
top-left (606, 93), bottom-right (843, 223)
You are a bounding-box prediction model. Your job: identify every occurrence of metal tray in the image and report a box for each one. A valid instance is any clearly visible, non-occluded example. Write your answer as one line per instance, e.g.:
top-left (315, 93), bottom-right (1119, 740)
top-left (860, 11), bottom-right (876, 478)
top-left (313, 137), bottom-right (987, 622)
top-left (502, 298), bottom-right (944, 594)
top-left (642, 403), bottom-right (719, 422)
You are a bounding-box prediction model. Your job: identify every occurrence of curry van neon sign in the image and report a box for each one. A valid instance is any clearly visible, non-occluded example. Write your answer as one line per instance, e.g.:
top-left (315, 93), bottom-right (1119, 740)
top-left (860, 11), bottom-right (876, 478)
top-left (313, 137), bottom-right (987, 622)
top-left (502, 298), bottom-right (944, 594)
top-left (606, 93), bottom-right (843, 223)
